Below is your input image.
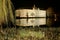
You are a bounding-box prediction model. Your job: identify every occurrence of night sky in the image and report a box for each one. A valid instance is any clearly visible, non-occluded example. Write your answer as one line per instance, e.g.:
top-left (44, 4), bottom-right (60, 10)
top-left (11, 0), bottom-right (60, 12)
top-left (11, 0), bottom-right (60, 27)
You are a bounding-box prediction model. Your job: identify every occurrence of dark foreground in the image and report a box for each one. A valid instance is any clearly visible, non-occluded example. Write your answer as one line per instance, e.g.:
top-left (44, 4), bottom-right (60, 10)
top-left (0, 27), bottom-right (60, 40)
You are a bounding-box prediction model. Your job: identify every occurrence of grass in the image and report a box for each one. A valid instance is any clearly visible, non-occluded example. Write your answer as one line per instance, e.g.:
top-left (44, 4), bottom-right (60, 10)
top-left (19, 29), bottom-right (45, 38)
top-left (0, 27), bottom-right (60, 40)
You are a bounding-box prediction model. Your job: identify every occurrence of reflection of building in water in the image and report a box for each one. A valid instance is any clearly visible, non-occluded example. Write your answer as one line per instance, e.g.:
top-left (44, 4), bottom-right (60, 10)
top-left (15, 8), bottom-right (46, 26)
top-left (15, 6), bottom-right (57, 27)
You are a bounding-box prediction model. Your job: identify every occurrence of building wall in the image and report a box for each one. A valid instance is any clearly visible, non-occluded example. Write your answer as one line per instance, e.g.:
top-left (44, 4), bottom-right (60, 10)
top-left (15, 9), bottom-right (46, 26)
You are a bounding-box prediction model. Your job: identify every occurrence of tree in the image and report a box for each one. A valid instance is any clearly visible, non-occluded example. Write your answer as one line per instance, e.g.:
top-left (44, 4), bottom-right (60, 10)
top-left (0, 0), bottom-right (15, 27)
